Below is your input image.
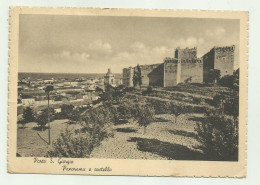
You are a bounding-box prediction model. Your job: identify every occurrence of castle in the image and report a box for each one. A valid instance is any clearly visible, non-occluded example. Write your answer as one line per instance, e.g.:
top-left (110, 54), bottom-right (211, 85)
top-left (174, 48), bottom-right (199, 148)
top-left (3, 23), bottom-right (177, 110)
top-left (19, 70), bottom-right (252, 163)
top-left (122, 45), bottom-right (235, 87)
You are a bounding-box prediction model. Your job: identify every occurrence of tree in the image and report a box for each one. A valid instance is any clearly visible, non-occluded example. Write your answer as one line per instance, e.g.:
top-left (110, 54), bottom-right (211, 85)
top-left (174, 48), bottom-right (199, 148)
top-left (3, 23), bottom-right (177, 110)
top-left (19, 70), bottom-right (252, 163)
top-left (60, 104), bottom-right (74, 119)
top-left (36, 108), bottom-right (54, 131)
top-left (168, 103), bottom-right (183, 124)
top-left (68, 108), bottom-right (81, 124)
top-left (224, 96), bottom-right (239, 120)
top-left (133, 64), bottom-right (142, 88)
top-left (21, 107), bottom-right (35, 128)
top-left (136, 104), bottom-right (155, 134)
top-left (218, 68), bottom-right (239, 91)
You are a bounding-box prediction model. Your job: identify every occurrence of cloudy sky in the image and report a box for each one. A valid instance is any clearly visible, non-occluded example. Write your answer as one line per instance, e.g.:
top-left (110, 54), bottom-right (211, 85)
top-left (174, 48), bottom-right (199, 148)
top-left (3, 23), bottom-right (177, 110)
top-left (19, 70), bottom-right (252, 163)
top-left (19, 14), bottom-right (239, 73)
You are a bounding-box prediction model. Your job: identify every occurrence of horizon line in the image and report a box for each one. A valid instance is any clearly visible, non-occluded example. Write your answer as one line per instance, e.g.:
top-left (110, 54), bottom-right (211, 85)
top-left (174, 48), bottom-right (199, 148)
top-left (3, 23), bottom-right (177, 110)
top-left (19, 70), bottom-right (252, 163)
top-left (18, 72), bottom-right (123, 74)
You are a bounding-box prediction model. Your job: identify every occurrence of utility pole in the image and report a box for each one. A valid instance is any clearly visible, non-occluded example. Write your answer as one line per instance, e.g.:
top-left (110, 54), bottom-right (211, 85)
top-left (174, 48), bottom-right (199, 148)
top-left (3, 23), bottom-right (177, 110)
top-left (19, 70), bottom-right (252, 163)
top-left (45, 85), bottom-right (54, 145)
top-left (47, 91), bottom-right (50, 145)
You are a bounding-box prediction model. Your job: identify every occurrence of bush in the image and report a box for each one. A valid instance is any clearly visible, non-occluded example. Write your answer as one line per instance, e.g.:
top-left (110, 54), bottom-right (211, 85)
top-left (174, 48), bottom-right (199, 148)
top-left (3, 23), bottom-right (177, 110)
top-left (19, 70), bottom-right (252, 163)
top-left (218, 68), bottom-right (239, 91)
top-left (47, 106), bottom-right (115, 158)
top-left (135, 104), bottom-right (155, 134)
top-left (167, 103), bottom-right (186, 124)
top-left (68, 108), bottom-right (81, 124)
top-left (60, 104), bottom-right (74, 119)
top-left (193, 97), bottom-right (202, 104)
top-left (21, 107), bottom-right (35, 128)
top-left (212, 94), bottom-right (224, 108)
top-left (36, 108), bottom-right (55, 131)
top-left (147, 99), bottom-right (207, 114)
top-left (46, 131), bottom-right (96, 158)
top-left (142, 86), bottom-right (153, 95)
top-left (224, 96), bottom-right (239, 119)
top-left (195, 114), bottom-right (238, 161)
top-left (212, 94), bottom-right (239, 119)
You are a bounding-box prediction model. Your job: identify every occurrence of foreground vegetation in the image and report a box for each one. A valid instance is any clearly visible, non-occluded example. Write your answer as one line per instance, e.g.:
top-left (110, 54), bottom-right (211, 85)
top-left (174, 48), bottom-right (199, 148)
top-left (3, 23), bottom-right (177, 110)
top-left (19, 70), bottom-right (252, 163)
top-left (18, 71), bottom-right (239, 160)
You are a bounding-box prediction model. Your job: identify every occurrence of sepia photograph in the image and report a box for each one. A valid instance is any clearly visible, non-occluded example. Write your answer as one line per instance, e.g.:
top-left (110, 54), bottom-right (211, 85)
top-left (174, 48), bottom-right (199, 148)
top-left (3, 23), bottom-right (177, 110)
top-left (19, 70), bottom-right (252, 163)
top-left (8, 7), bottom-right (248, 177)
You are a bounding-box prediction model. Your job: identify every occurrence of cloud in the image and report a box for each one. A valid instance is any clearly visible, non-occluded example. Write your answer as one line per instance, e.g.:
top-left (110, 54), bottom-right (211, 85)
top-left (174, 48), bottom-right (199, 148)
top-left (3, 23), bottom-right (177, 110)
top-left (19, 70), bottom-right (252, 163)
top-left (205, 27), bottom-right (226, 37)
top-left (113, 42), bottom-right (173, 69)
top-left (130, 42), bottom-right (146, 52)
top-left (52, 51), bottom-right (90, 62)
top-left (170, 37), bottom-right (205, 49)
top-left (49, 40), bottom-right (113, 62)
top-left (88, 40), bottom-right (112, 55)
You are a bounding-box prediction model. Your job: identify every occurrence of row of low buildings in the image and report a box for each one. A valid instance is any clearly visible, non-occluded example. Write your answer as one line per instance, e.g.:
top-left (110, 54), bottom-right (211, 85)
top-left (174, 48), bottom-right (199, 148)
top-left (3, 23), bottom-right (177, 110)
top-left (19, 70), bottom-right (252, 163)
top-left (18, 77), bottom-right (104, 107)
top-left (122, 45), bottom-right (236, 87)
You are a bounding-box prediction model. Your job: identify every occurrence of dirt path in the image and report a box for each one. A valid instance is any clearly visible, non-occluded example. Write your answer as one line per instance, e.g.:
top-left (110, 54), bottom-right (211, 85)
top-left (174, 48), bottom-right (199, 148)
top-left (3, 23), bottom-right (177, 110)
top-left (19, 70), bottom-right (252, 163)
top-left (90, 114), bottom-right (204, 160)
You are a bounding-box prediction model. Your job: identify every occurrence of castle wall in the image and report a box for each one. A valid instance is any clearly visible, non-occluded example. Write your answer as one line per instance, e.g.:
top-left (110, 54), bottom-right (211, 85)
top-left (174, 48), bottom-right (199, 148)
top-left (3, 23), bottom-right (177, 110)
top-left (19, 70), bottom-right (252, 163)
top-left (164, 61), bottom-right (178, 87)
top-left (180, 59), bottom-right (203, 83)
top-left (148, 64), bottom-right (164, 86)
top-left (122, 67), bottom-right (133, 87)
top-left (202, 45), bottom-right (235, 83)
top-left (203, 49), bottom-right (215, 83)
top-left (136, 64), bottom-right (161, 86)
top-left (123, 46), bottom-right (234, 88)
top-left (214, 46), bottom-right (235, 77)
top-left (175, 47), bottom-right (197, 60)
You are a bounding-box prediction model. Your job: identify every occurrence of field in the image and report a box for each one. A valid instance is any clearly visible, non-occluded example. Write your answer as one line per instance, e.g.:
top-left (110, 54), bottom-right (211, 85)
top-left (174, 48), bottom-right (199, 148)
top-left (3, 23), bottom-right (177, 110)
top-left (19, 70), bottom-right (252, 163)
top-left (17, 84), bottom-right (238, 160)
top-left (17, 120), bottom-right (82, 157)
top-left (17, 113), bottom-right (204, 159)
top-left (90, 113), bottom-right (203, 160)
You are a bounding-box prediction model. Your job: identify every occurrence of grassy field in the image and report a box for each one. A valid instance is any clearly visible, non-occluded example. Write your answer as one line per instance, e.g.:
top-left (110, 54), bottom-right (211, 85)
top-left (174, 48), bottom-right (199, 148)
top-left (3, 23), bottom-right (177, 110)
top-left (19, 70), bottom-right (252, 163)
top-left (17, 120), bottom-right (82, 157)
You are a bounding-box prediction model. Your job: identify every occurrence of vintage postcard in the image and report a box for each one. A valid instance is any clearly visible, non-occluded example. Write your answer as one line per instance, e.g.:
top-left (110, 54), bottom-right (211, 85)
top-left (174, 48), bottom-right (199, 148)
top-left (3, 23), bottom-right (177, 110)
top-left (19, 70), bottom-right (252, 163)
top-left (8, 7), bottom-right (248, 177)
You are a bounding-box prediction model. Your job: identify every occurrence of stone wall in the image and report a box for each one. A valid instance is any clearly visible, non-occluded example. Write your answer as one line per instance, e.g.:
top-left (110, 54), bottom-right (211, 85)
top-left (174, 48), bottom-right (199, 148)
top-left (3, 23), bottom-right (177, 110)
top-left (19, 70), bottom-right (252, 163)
top-left (203, 49), bottom-right (215, 83)
top-left (214, 46), bottom-right (235, 77)
top-left (148, 63), bottom-right (164, 86)
top-left (180, 59), bottom-right (203, 84)
top-left (164, 59), bottom-right (179, 87)
top-left (203, 45), bottom-right (235, 83)
top-left (123, 46), bottom-right (234, 87)
top-left (135, 64), bottom-right (161, 86)
top-left (175, 47), bottom-right (197, 60)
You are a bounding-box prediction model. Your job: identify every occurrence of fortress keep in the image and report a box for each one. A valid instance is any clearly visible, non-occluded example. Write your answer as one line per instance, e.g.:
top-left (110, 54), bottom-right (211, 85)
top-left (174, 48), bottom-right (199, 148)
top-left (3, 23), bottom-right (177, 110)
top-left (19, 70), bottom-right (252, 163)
top-left (122, 45), bottom-right (235, 87)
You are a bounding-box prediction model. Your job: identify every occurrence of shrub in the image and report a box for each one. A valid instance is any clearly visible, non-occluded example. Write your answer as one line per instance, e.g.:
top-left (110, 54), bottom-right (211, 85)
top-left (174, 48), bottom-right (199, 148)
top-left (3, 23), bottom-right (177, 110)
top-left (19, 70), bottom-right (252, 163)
top-left (36, 108), bottom-right (55, 131)
top-left (60, 104), bottom-right (74, 119)
top-left (147, 99), bottom-right (207, 114)
top-left (218, 68), bottom-right (239, 91)
top-left (68, 108), bottom-right (81, 124)
top-left (224, 96), bottom-right (239, 119)
top-left (212, 94), bottom-right (239, 119)
top-left (148, 99), bottom-right (169, 114)
top-left (136, 104), bottom-right (155, 134)
top-left (167, 103), bottom-right (185, 124)
top-left (142, 86), bottom-right (153, 95)
top-left (47, 106), bottom-right (115, 158)
top-left (193, 97), bottom-right (202, 104)
top-left (212, 94), bottom-right (224, 108)
top-left (46, 131), bottom-right (96, 158)
top-left (21, 107), bottom-right (35, 128)
top-left (195, 114), bottom-right (238, 161)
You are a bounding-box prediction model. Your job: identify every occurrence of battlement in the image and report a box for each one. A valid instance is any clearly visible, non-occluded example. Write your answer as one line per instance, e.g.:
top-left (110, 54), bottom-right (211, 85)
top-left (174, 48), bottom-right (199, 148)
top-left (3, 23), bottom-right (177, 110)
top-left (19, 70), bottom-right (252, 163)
top-left (175, 47), bottom-right (197, 60)
top-left (164, 57), bottom-right (202, 64)
top-left (212, 45), bottom-right (235, 52)
top-left (136, 63), bottom-right (161, 70)
top-left (122, 45), bottom-right (235, 87)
